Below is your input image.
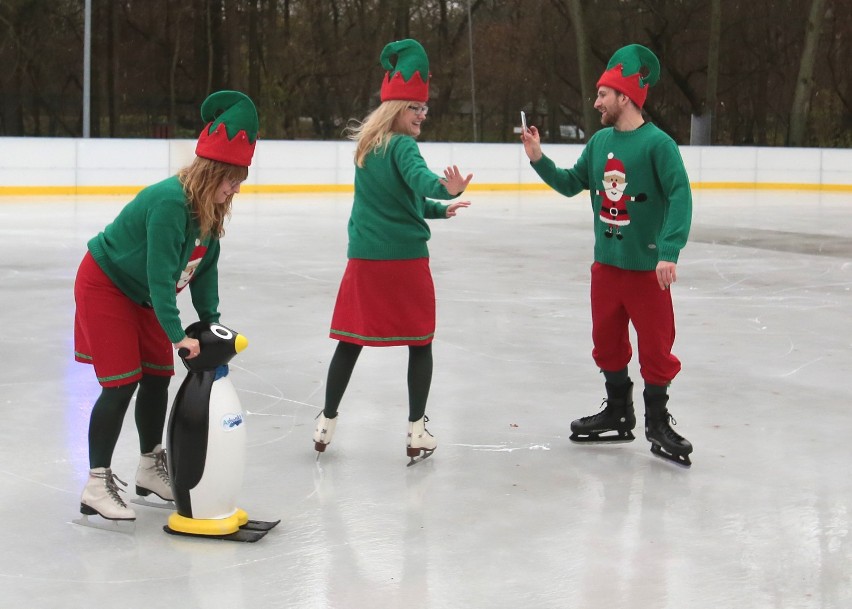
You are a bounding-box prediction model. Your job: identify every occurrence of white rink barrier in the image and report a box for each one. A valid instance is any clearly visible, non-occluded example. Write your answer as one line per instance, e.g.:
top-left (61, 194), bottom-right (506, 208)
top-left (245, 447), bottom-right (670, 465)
top-left (0, 137), bottom-right (850, 195)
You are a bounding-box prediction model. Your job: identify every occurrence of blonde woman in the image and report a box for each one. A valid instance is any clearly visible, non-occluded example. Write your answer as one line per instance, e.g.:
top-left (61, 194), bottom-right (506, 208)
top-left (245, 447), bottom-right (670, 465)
top-left (74, 91), bottom-right (258, 521)
top-left (313, 39), bottom-right (472, 465)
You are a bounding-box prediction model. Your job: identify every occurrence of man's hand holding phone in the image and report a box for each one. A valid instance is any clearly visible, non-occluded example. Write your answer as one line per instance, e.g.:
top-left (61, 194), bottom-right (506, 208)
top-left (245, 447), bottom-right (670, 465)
top-left (519, 111), bottom-right (542, 162)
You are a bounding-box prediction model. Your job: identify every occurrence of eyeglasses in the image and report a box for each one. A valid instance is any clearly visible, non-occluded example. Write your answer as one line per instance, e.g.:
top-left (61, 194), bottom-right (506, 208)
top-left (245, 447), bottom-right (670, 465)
top-left (227, 178), bottom-right (242, 189)
top-left (407, 105), bottom-right (429, 116)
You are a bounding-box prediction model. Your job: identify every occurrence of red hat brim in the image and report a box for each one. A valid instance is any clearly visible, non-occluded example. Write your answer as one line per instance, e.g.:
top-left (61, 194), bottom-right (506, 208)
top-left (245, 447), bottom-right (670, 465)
top-left (196, 122), bottom-right (256, 167)
top-left (597, 66), bottom-right (649, 109)
top-left (380, 70), bottom-right (430, 103)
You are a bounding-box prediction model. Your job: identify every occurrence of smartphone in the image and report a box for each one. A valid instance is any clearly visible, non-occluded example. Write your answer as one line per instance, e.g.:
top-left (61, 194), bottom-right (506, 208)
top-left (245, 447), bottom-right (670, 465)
top-left (520, 110), bottom-right (527, 132)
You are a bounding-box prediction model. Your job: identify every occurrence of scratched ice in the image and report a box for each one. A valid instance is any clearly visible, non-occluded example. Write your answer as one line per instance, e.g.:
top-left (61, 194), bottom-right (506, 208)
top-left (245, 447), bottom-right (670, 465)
top-left (0, 189), bottom-right (849, 609)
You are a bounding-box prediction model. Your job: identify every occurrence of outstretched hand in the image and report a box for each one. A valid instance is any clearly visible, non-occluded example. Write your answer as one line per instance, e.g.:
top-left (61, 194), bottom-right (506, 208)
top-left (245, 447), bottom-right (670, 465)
top-left (446, 201), bottom-right (471, 217)
top-left (440, 165), bottom-right (473, 196)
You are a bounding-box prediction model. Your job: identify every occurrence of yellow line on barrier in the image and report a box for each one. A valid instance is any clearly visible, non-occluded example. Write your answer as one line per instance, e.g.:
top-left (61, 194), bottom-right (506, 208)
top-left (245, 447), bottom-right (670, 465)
top-left (0, 186), bottom-right (146, 196)
top-left (691, 182), bottom-right (851, 192)
top-left (0, 182), bottom-right (850, 197)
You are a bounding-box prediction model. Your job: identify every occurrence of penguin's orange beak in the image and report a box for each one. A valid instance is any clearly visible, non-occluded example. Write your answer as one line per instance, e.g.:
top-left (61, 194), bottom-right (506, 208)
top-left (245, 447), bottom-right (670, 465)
top-left (235, 334), bottom-right (248, 353)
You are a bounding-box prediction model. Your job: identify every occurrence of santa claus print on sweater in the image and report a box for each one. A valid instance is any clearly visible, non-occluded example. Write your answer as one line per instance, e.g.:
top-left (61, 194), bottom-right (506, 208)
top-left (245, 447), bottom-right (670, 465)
top-left (595, 152), bottom-right (647, 240)
top-left (176, 240), bottom-right (208, 292)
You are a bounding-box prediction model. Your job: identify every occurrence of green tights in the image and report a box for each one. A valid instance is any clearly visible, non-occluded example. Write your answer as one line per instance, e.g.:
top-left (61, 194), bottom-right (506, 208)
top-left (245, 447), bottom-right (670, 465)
top-left (87, 374), bottom-right (170, 468)
top-left (323, 341), bottom-right (433, 422)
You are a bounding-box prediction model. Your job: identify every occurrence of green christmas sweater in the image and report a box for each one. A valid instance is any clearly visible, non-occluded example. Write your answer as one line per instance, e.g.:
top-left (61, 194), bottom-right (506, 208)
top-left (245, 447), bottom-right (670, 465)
top-left (347, 134), bottom-right (455, 260)
top-left (87, 175), bottom-right (221, 343)
top-left (531, 122), bottom-right (692, 271)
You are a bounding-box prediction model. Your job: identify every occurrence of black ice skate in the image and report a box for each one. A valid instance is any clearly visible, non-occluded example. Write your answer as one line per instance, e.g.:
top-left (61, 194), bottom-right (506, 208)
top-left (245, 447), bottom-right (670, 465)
top-left (570, 381), bottom-right (636, 443)
top-left (644, 393), bottom-right (693, 467)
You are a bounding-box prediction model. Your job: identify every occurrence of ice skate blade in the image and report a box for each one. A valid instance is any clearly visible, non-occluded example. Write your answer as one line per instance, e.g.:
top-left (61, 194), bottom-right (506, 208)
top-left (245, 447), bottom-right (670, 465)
top-left (406, 449), bottom-right (435, 467)
top-left (131, 496), bottom-right (175, 510)
top-left (570, 430), bottom-right (635, 444)
top-left (72, 514), bottom-right (136, 534)
top-left (650, 444), bottom-right (692, 468)
top-left (241, 519), bottom-right (281, 532)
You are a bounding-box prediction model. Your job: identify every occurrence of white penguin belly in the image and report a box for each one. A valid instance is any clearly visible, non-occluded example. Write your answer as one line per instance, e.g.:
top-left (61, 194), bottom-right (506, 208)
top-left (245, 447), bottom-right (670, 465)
top-left (187, 376), bottom-right (247, 519)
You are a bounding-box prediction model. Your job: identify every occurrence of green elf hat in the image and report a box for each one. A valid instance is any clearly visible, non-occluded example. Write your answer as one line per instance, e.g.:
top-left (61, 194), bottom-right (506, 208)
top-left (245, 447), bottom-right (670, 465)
top-left (195, 90), bottom-right (258, 167)
top-left (596, 44), bottom-right (660, 109)
top-left (380, 39), bottom-right (430, 103)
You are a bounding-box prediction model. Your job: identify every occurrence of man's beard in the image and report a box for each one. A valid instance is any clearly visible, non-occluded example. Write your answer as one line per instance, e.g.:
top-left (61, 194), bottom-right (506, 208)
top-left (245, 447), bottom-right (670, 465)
top-left (600, 105), bottom-right (620, 126)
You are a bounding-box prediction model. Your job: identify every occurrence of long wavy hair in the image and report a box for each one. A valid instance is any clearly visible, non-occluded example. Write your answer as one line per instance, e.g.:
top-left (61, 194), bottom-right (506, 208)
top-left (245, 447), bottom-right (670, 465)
top-left (178, 157), bottom-right (248, 238)
top-left (345, 100), bottom-right (411, 168)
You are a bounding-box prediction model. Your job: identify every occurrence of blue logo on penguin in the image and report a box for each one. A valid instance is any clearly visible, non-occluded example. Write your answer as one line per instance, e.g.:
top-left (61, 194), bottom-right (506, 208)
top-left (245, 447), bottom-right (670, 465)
top-left (222, 413), bottom-right (244, 431)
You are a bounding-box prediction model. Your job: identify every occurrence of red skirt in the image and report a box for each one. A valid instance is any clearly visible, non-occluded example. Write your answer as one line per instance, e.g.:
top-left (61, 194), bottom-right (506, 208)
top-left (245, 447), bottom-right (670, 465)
top-left (74, 251), bottom-right (174, 387)
top-left (330, 258), bottom-right (435, 347)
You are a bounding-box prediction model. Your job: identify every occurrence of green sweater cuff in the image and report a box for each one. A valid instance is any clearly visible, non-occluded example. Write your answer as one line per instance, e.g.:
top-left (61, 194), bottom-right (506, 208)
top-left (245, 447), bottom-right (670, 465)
top-left (657, 248), bottom-right (681, 263)
top-left (162, 322), bottom-right (186, 344)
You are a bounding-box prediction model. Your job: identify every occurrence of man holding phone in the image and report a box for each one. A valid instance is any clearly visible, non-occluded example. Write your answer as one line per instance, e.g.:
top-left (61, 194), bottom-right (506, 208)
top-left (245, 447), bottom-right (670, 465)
top-left (520, 44), bottom-right (694, 467)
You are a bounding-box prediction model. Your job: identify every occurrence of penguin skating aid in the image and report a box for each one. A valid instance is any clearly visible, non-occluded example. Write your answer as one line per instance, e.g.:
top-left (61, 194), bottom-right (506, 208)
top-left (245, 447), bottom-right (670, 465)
top-left (164, 322), bottom-right (279, 542)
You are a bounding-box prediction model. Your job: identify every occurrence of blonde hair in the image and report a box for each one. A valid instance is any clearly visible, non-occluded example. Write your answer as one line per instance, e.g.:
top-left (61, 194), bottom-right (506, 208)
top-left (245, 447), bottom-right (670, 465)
top-left (178, 157), bottom-right (248, 238)
top-left (346, 100), bottom-right (411, 168)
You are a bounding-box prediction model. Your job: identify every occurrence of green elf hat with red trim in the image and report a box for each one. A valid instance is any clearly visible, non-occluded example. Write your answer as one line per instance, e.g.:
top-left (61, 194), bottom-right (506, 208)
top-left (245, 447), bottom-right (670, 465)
top-left (596, 44), bottom-right (660, 109)
top-left (195, 90), bottom-right (258, 167)
top-left (380, 39), bottom-right (430, 102)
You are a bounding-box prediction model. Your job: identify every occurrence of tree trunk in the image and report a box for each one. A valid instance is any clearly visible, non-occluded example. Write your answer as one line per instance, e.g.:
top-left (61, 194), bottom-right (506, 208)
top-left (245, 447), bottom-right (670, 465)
top-left (393, 0), bottom-right (410, 40)
top-left (691, 0), bottom-right (720, 145)
top-left (567, 0), bottom-right (595, 141)
top-left (169, 9), bottom-right (184, 136)
top-left (247, 1), bottom-right (260, 101)
top-left (788, 0), bottom-right (828, 146)
top-left (107, 0), bottom-right (118, 137)
top-left (225, 0), bottom-right (244, 90)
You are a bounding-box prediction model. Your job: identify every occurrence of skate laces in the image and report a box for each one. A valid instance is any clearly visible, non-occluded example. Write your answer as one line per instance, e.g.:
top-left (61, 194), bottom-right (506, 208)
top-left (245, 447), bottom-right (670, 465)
top-left (96, 469), bottom-right (130, 508)
top-left (661, 413), bottom-right (685, 443)
top-left (577, 400), bottom-right (610, 425)
top-left (153, 449), bottom-right (170, 483)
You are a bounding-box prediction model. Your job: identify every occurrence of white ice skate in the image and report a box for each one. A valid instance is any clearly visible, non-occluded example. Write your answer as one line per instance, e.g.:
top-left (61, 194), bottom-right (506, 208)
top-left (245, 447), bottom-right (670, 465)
top-left (406, 416), bottom-right (436, 466)
top-left (74, 467), bottom-right (136, 532)
top-left (132, 444), bottom-right (174, 509)
top-left (313, 413), bottom-right (338, 456)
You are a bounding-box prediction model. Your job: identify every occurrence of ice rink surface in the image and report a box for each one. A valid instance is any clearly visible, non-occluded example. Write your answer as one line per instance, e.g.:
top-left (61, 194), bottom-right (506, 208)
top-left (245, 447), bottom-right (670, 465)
top-left (0, 188), bottom-right (850, 608)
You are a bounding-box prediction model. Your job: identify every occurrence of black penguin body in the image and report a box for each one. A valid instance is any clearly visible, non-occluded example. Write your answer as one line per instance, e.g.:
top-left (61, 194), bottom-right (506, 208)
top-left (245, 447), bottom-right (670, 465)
top-left (166, 322), bottom-right (248, 523)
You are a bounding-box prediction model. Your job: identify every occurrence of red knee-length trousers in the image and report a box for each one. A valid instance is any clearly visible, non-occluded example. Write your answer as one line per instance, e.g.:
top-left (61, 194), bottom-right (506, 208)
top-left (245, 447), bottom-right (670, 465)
top-left (590, 262), bottom-right (681, 386)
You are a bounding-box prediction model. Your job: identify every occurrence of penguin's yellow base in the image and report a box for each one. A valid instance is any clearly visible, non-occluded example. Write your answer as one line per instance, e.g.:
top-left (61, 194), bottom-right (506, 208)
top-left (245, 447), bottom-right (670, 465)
top-left (164, 508), bottom-right (278, 542)
top-left (167, 508), bottom-right (249, 536)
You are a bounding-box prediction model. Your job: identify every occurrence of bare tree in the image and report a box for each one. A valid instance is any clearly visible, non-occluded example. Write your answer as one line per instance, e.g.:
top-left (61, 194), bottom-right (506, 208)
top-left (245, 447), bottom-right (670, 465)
top-left (788, 0), bottom-right (829, 146)
top-left (0, 0), bottom-right (848, 145)
top-left (565, 0), bottom-right (596, 140)
top-left (690, 0), bottom-right (720, 145)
